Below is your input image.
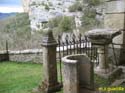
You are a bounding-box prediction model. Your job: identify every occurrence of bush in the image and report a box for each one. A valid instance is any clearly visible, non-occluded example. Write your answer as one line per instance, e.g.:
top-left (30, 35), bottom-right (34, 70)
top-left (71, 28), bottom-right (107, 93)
top-left (48, 16), bottom-right (75, 33)
top-left (45, 4), bottom-right (50, 10)
top-left (69, 2), bottom-right (83, 12)
top-left (58, 16), bottom-right (75, 32)
top-left (48, 16), bottom-right (63, 28)
top-left (80, 0), bottom-right (102, 31)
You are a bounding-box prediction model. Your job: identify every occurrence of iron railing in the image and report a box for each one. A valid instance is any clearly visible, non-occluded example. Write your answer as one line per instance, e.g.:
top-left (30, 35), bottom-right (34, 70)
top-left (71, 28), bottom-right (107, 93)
top-left (56, 33), bottom-right (98, 84)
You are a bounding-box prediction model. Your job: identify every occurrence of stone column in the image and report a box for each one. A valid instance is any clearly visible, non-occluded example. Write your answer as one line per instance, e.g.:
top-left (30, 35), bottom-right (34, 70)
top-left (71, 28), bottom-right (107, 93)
top-left (104, 0), bottom-right (125, 65)
top-left (97, 45), bottom-right (109, 73)
top-left (41, 28), bottom-right (61, 93)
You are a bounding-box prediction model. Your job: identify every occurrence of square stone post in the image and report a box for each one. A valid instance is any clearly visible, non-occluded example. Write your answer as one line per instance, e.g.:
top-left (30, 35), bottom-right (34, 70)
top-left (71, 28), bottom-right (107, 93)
top-left (40, 28), bottom-right (61, 93)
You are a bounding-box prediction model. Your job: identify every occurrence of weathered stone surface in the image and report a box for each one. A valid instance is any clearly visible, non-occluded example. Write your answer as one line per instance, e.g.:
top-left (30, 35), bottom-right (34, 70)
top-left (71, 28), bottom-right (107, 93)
top-left (85, 29), bottom-right (121, 45)
top-left (104, 14), bottom-right (124, 30)
top-left (62, 54), bottom-right (94, 93)
top-left (9, 52), bottom-right (43, 63)
top-left (40, 28), bottom-right (61, 93)
top-left (85, 28), bottom-right (121, 78)
top-left (105, 0), bottom-right (125, 13)
top-left (97, 45), bottom-right (109, 70)
top-left (104, 0), bottom-right (125, 65)
top-left (104, 14), bottom-right (124, 46)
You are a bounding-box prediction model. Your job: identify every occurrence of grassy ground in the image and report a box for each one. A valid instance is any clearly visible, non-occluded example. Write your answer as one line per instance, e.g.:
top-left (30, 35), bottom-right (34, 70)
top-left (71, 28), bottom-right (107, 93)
top-left (0, 61), bottom-right (124, 93)
top-left (0, 61), bottom-right (63, 93)
top-left (0, 62), bottom-right (42, 93)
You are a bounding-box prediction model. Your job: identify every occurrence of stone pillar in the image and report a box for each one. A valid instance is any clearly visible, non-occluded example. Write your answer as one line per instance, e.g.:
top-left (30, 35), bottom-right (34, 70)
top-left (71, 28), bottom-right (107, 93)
top-left (104, 0), bottom-right (125, 65)
top-left (41, 28), bottom-right (61, 93)
top-left (97, 45), bottom-right (109, 73)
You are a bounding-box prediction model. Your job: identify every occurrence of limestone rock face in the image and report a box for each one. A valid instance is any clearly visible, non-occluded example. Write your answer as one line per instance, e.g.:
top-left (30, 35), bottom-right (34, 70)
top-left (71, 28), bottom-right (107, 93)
top-left (28, 0), bottom-right (81, 31)
top-left (22, 0), bottom-right (30, 12)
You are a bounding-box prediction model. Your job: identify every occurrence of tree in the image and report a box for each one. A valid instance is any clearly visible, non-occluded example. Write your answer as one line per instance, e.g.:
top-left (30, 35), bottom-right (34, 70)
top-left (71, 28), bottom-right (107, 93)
top-left (48, 16), bottom-right (75, 33)
top-left (81, 0), bottom-right (102, 31)
top-left (58, 16), bottom-right (75, 32)
top-left (48, 16), bottom-right (63, 28)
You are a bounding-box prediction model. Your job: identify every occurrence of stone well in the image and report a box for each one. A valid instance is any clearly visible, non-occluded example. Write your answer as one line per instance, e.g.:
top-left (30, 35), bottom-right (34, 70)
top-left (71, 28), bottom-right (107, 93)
top-left (62, 54), bottom-right (94, 93)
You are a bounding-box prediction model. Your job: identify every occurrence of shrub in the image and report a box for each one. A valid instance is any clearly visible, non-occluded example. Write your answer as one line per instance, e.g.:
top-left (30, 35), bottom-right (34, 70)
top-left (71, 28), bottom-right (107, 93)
top-left (58, 16), bottom-right (75, 32)
top-left (45, 4), bottom-right (50, 10)
top-left (69, 2), bottom-right (83, 12)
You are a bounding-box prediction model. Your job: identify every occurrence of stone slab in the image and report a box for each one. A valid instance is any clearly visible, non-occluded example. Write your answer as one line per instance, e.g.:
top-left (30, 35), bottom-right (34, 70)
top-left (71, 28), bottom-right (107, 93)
top-left (85, 29), bottom-right (121, 45)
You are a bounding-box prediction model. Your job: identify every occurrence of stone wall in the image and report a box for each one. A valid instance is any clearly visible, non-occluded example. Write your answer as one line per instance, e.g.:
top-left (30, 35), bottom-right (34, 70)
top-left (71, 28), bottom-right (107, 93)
top-left (104, 13), bottom-right (124, 45)
top-left (0, 52), bottom-right (9, 61)
top-left (9, 52), bottom-right (43, 63)
top-left (104, 0), bottom-right (125, 65)
top-left (0, 47), bottom-right (65, 63)
top-left (104, 13), bottom-right (124, 29)
top-left (0, 49), bottom-right (43, 63)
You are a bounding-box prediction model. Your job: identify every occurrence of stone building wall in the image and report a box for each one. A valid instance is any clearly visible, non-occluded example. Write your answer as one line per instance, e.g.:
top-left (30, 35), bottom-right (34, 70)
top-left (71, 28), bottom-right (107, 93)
top-left (104, 0), bottom-right (125, 65)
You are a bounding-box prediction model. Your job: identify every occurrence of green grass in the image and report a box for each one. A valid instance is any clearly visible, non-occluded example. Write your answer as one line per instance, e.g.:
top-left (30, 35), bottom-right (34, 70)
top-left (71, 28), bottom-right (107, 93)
top-left (0, 61), bottom-right (63, 93)
top-left (0, 61), bottom-right (42, 93)
top-left (0, 61), bottom-right (124, 93)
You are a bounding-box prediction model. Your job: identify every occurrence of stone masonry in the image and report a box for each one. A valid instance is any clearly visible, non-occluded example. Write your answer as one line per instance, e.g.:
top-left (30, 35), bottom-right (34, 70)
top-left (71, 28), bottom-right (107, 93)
top-left (104, 0), bottom-right (125, 65)
top-left (40, 28), bottom-right (61, 93)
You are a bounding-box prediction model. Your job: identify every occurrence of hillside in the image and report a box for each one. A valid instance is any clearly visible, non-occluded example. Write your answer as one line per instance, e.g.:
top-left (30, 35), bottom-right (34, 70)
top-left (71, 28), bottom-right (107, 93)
top-left (0, 13), bottom-right (42, 50)
top-left (0, 13), bottom-right (16, 19)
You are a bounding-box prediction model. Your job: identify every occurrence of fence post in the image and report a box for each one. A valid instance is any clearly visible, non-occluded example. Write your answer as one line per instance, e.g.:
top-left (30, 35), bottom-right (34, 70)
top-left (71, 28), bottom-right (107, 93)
top-left (40, 28), bottom-right (61, 93)
top-left (6, 40), bottom-right (9, 61)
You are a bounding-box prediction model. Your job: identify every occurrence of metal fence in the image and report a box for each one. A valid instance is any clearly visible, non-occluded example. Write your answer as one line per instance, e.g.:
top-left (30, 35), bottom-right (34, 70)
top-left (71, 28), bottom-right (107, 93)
top-left (56, 33), bottom-right (99, 83)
